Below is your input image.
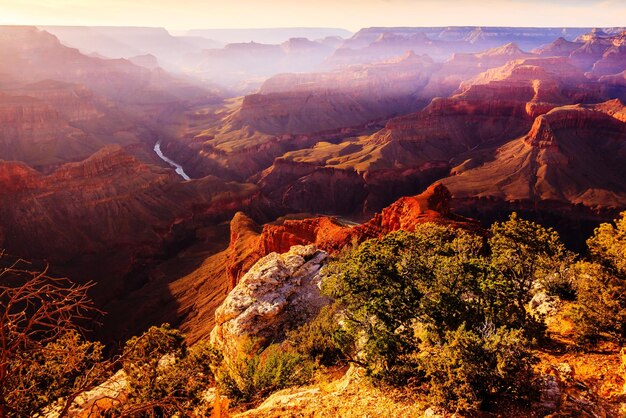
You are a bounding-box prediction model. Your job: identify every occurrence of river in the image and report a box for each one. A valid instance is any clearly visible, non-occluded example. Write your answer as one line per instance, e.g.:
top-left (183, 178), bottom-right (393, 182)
top-left (153, 141), bottom-right (191, 181)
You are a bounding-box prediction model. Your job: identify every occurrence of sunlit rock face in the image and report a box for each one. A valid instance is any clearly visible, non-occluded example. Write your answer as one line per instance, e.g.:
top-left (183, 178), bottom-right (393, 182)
top-left (211, 244), bottom-right (329, 362)
top-left (223, 183), bottom-right (479, 291)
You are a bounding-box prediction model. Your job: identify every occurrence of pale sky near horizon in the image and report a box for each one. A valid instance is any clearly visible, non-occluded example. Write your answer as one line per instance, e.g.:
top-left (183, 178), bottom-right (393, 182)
top-left (0, 0), bottom-right (625, 32)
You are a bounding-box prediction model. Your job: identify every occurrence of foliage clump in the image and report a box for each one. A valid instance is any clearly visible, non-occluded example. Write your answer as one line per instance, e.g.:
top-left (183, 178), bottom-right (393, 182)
top-left (4, 211), bottom-right (626, 416)
top-left (4, 330), bottom-right (104, 417)
top-left (105, 324), bottom-right (217, 417)
top-left (214, 339), bottom-right (314, 407)
top-left (0, 258), bottom-right (105, 418)
top-left (286, 303), bottom-right (350, 367)
top-left (322, 215), bottom-right (568, 412)
top-left (572, 212), bottom-right (626, 343)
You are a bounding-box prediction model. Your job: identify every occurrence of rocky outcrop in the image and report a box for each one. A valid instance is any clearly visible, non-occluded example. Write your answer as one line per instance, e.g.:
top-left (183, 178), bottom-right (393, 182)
top-left (0, 26), bottom-right (223, 171)
top-left (259, 160), bottom-right (369, 214)
top-left (237, 90), bottom-right (414, 137)
top-left (128, 53), bottom-right (160, 69)
top-left (534, 37), bottom-right (582, 57)
top-left (226, 212), bottom-right (264, 290)
top-left (223, 184), bottom-right (479, 292)
top-left (591, 45), bottom-right (626, 77)
top-left (237, 52), bottom-right (436, 136)
top-left (532, 30), bottom-right (626, 76)
top-left (256, 76), bottom-right (539, 215)
top-left (601, 70), bottom-right (626, 101)
top-left (256, 56), bottom-right (610, 217)
top-left (458, 57), bottom-right (603, 118)
top-left (0, 92), bottom-right (94, 169)
top-left (15, 80), bottom-right (103, 121)
top-left (224, 213), bottom-right (346, 290)
top-left (258, 217), bottom-right (347, 255)
top-left (442, 100), bottom-right (626, 213)
top-left (0, 85), bottom-right (159, 171)
top-left (570, 33), bottom-right (617, 71)
top-left (326, 183), bottom-right (483, 251)
top-left (440, 42), bottom-right (533, 82)
top-left (525, 104), bottom-right (626, 148)
top-left (211, 245), bottom-right (329, 362)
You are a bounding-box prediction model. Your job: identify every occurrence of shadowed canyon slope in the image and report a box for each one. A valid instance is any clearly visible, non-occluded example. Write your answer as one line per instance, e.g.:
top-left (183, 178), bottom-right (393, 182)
top-left (0, 145), bottom-right (268, 310)
top-left (257, 55), bottom-right (615, 214)
top-left (0, 26), bottom-right (223, 170)
top-left (442, 100), bottom-right (626, 209)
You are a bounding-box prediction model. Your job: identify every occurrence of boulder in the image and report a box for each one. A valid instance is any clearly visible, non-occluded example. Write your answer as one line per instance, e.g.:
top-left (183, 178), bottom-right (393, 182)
top-left (211, 244), bottom-right (329, 361)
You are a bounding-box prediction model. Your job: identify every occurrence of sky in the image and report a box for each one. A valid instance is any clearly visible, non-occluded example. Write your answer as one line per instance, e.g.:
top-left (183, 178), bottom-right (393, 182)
top-left (1, 0), bottom-right (625, 32)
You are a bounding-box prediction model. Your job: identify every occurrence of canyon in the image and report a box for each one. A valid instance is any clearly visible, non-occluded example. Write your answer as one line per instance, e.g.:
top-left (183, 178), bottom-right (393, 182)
top-left (1, 24), bottom-right (626, 346)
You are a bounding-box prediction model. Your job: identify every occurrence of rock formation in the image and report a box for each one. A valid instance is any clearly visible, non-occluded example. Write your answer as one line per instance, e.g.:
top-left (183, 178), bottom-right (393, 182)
top-left (0, 26), bottom-right (214, 104)
top-left (533, 37), bottom-right (582, 57)
top-left (224, 183), bottom-right (479, 291)
top-left (442, 100), bottom-right (626, 211)
top-left (210, 245), bottom-right (329, 362)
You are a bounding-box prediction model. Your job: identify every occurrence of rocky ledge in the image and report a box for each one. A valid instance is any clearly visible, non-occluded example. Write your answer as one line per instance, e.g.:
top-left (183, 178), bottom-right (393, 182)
top-left (211, 244), bottom-right (329, 362)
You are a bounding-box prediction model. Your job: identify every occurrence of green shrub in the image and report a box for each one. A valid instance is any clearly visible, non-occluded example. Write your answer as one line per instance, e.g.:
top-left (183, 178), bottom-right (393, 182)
top-left (487, 213), bottom-right (570, 335)
top-left (587, 211), bottom-right (626, 278)
top-left (286, 303), bottom-right (350, 367)
top-left (216, 341), bottom-right (314, 406)
top-left (421, 325), bottom-right (536, 413)
top-left (322, 215), bottom-right (568, 412)
top-left (570, 213), bottom-right (626, 344)
top-left (572, 261), bottom-right (626, 343)
top-left (111, 324), bottom-right (215, 416)
top-left (0, 262), bottom-right (105, 418)
top-left (322, 225), bottom-right (487, 382)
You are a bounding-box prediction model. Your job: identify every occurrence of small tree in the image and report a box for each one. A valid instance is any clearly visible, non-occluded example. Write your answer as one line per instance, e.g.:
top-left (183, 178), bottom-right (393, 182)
top-left (587, 211), bottom-right (626, 278)
top-left (573, 212), bottom-right (626, 343)
top-left (322, 217), bottom-right (565, 412)
top-left (322, 225), bottom-right (487, 382)
top-left (487, 213), bottom-right (569, 335)
top-left (286, 303), bottom-right (350, 367)
top-left (422, 325), bottom-right (535, 413)
top-left (101, 324), bottom-right (217, 417)
top-left (0, 254), bottom-right (219, 417)
top-left (0, 255), bottom-right (104, 418)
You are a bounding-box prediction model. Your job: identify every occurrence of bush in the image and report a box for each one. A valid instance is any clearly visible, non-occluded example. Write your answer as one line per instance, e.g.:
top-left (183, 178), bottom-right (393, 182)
top-left (571, 213), bottom-right (626, 343)
top-left (110, 324), bottom-right (216, 416)
top-left (322, 215), bottom-right (568, 412)
top-left (322, 225), bottom-right (487, 382)
top-left (572, 261), bottom-right (626, 343)
top-left (286, 303), bottom-right (350, 367)
top-left (487, 213), bottom-right (570, 334)
top-left (216, 341), bottom-right (314, 406)
top-left (587, 211), bottom-right (626, 278)
top-left (0, 259), bottom-right (105, 418)
top-left (421, 325), bottom-right (536, 413)
top-left (0, 257), bottom-right (218, 417)
top-left (5, 331), bottom-right (104, 417)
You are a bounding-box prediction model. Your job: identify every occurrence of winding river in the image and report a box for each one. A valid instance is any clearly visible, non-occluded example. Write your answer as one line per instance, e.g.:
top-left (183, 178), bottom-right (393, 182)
top-left (153, 141), bottom-right (191, 181)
